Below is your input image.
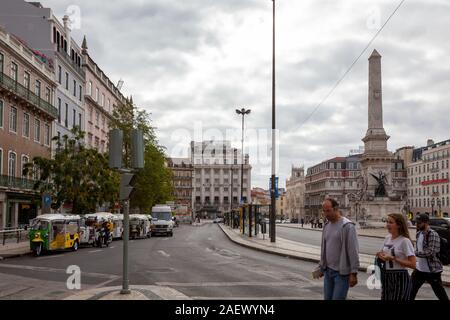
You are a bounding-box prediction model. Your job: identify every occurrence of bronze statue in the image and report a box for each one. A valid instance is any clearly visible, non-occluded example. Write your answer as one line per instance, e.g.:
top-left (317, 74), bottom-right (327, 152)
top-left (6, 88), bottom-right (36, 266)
top-left (371, 171), bottom-right (387, 197)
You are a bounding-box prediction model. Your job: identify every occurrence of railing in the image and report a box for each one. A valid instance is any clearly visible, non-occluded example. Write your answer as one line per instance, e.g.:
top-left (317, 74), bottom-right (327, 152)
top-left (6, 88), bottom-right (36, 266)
top-left (0, 72), bottom-right (58, 119)
top-left (56, 46), bottom-right (85, 77)
top-left (0, 228), bottom-right (29, 245)
top-left (0, 174), bottom-right (38, 190)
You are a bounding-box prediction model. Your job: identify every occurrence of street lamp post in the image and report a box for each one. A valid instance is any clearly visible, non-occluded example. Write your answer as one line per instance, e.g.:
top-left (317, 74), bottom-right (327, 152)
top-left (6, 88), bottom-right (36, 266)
top-left (236, 108), bottom-right (251, 206)
top-left (270, 0), bottom-right (277, 243)
top-left (437, 198), bottom-right (442, 217)
top-left (431, 198), bottom-right (435, 217)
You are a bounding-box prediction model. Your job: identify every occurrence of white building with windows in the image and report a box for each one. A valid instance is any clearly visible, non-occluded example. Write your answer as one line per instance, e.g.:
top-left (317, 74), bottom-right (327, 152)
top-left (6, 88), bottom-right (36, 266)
top-left (190, 141), bottom-right (251, 218)
top-left (406, 139), bottom-right (450, 217)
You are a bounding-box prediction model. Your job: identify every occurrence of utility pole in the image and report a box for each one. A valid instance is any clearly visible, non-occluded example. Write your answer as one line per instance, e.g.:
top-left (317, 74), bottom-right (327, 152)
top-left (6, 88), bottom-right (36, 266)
top-left (270, 0), bottom-right (277, 243)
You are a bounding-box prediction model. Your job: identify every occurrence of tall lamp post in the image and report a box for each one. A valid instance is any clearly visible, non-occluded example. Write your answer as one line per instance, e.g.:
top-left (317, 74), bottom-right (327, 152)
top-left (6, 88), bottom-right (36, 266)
top-left (236, 108), bottom-right (251, 205)
top-left (437, 198), bottom-right (442, 218)
top-left (269, 0), bottom-right (277, 243)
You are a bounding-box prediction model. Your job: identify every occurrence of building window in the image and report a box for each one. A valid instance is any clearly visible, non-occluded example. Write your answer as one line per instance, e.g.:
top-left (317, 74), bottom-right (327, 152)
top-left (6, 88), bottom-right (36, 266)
top-left (88, 134), bottom-right (92, 146)
top-left (101, 94), bottom-right (105, 107)
top-left (35, 80), bottom-right (41, 97)
top-left (24, 71), bottom-right (30, 89)
top-left (58, 66), bottom-right (62, 84)
top-left (79, 113), bottom-right (82, 129)
top-left (21, 155), bottom-right (29, 178)
top-left (96, 111), bottom-right (100, 126)
top-left (79, 85), bottom-right (82, 101)
top-left (65, 72), bottom-right (69, 90)
top-left (102, 115), bottom-right (105, 129)
top-left (58, 98), bottom-right (61, 123)
top-left (95, 88), bottom-right (99, 102)
top-left (45, 87), bottom-right (51, 103)
top-left (65, 103), bottom-right (68, 127)
top-left (44, 123), bottom-right (50, 146)
top-left (73, 80), bottom-right (77, 97)
top-left (89, 107), bottom-right (93, 122)
top-left (23, 113), bottom-right (30, 138)
top-left (95, 137), bottom-right (99, 150)
top-left (11, 62), bottom-right (18, 81)
top-left (73, 109), bottom-right (76, 128)
top-left (107, 99), bottom-right (111, 111)
top-left (9, 106), bottom-right (17, 133)
top-left (34, 118), bottom-right (41, 142)
top-left (0, 53), bottom-right (3, 74)
top-left (0, 100), bottom-right (3, 128)
top-left (87, 81), bottom-right (92, 95)
top-left (8, 151), bottom-right (17, 177)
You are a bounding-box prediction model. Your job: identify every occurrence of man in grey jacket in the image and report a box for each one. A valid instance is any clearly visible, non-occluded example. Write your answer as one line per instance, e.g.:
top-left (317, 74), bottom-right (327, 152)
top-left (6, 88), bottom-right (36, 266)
top-left (313, 198), bottom-right (360, 300)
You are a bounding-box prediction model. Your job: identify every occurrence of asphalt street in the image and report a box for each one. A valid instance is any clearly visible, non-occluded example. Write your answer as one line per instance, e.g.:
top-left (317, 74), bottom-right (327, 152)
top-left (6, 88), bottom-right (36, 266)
top-left (0, 223), bottom-right (447, 300)
top-left (276, 225), bottom-right (385, 255)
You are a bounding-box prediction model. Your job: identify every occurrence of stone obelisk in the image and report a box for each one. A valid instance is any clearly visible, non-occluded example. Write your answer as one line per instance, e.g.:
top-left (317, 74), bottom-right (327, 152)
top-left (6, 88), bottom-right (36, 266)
top-left (357, 49), bottom-right (403, 222)
top-left (362, 49), bottom-right (390, 156)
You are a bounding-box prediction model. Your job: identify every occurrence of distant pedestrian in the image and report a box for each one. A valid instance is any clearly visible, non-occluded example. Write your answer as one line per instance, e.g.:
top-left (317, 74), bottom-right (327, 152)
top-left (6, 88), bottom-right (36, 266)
top-left (319, 218), bottom-right (324, 229)
top-left (313, 198), bottom-right (359, 300)
top-left (410, 213), bottom-right (449, 300)
top-left (301, 218), bottom-right (304, 228)
top-left (376, 213), bottom-right (416, 301)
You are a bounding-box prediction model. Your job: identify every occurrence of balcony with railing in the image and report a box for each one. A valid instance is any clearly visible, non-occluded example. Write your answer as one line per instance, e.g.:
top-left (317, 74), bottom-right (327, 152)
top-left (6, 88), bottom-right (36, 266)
top-left (0, 72), bottom-right (58, 119)
top-left (0, 175), bottom-right (38, 192)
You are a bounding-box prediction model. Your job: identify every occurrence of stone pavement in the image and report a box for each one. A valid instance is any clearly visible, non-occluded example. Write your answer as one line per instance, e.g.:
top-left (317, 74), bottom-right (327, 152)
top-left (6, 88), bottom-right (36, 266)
top-left (65, 285), bottom-right (191, 300)
top-left (0, 241), bottom-right (31, 260)
top-left (218, 224), bottom-right (450, 286)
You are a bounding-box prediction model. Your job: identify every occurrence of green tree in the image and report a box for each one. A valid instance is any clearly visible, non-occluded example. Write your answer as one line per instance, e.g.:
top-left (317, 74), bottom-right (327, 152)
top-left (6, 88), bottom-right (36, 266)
top-left (110, 97), bottom-right (173, 212)
top-left (24, 127), bottom-right (119, 215)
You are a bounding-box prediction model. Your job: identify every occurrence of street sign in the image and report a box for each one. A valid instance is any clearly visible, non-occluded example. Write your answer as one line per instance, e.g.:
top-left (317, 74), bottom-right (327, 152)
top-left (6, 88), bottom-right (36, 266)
top-left (269, 176), bottom-right (279, 198)
top-left (42, 193), bottom-right (52, 214)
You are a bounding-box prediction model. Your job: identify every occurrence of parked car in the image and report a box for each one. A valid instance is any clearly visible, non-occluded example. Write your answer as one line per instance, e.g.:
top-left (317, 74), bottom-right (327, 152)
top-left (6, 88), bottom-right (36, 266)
top-left (213, 218), bottom-right (224, 224)
top-left (429, 217), bottom-right (450, 244)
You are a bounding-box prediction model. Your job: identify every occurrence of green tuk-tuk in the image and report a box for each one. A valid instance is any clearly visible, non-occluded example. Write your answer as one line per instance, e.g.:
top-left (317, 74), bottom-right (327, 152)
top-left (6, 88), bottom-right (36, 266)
top-left (28, 214), bottom-right (81, 256)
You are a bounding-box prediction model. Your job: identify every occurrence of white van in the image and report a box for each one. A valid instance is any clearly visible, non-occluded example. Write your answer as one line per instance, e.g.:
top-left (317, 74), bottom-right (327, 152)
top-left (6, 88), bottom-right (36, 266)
top-left (151, 205), bottom-right (174, 237)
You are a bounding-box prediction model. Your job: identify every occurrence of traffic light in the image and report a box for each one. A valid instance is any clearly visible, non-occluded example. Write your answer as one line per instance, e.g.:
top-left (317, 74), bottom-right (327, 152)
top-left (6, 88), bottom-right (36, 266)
top-left (109, 129), bottom-right (123, 169)
top-left (120, 172), bottom-right (137, 200)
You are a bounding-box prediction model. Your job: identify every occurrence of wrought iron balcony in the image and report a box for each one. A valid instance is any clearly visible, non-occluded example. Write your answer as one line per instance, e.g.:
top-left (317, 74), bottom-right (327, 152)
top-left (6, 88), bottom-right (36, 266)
top-left (0, 175), bottom-right (37, 191)
top-left (0, 72), bottom-right (58, 119)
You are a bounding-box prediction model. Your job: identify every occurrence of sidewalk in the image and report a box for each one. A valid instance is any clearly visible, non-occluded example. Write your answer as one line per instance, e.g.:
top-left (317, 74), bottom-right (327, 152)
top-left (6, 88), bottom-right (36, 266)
top-left (65, 285), bottom-right (191, 300)
top-left (218, 224), bottom-right (450, 286)
top-left (277, 223), bottom-right (417, 241)
top-left (0, 241), bottom-right (31, 260)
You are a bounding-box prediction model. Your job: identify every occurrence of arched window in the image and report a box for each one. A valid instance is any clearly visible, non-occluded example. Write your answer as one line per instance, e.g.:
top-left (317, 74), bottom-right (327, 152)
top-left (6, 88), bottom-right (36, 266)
top-left (8, 151), bottom-right (17, 177)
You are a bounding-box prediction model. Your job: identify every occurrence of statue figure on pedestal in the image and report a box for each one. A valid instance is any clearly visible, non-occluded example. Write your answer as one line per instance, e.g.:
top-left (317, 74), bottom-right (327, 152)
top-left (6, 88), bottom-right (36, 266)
top-left (371, 170), bottom-right (387, 197)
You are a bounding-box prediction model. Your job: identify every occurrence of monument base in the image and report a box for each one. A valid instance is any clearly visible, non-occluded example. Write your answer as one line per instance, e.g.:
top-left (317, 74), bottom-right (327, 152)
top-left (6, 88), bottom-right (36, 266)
top-left (359, 198), bottom-right (404, 222)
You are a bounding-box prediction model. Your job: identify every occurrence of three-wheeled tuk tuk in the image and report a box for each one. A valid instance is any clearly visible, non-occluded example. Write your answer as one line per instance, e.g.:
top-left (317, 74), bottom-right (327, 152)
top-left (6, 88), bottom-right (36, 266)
top-left (129, 214), bottom-right (151, 239)
top-left (28, 214), bottom-right (81, 256)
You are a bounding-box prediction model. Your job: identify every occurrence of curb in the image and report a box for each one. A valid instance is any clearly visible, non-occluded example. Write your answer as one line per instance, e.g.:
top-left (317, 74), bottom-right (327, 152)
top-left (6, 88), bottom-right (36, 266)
top-left (0, 251), bottom-right (32, 260)
top-left (218, 224), bottom-right (450, 287)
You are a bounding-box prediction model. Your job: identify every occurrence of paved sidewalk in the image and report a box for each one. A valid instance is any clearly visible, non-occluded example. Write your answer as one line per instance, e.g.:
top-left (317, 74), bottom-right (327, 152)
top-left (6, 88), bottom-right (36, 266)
top-left (218, 224), bottom-right (450, 286)
top-left (0, 241), bottom-right (31, 259)
top-left (65, 285), bottom-right (191, 300)
top-left (277, 223), bottom-right (417, 241)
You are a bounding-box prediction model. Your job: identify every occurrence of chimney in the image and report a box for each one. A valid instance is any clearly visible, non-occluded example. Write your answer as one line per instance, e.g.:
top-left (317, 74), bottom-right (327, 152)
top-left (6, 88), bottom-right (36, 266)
top-left (427, 139), bottom-right (434, 147)
top-left (62, 15), bottom-right (71, 53)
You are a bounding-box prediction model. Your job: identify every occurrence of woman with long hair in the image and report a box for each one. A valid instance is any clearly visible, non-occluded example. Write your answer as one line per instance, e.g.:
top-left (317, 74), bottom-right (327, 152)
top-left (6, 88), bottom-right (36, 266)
top-left (376, 213), bottom-right (416, 300)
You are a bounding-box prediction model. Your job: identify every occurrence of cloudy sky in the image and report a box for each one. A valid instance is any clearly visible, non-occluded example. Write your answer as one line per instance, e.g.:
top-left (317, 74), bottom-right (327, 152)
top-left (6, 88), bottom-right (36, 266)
top-left (43, 0), bottom-right (450, 189)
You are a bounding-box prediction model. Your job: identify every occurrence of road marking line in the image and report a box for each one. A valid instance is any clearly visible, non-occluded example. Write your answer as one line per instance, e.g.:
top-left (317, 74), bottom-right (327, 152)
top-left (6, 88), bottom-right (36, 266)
top-left (36, 254), bottom-right (66, 260)
top-left (155, 281), bottom-right (301, 287)
top-left (109, 246), bottom-right (115, 249)
top-left (157, 250), bottom-right (170, 257)
top-left (88, 250), bottom-right (102, 253)
top-left (0, 263), bottom-right (117, 279)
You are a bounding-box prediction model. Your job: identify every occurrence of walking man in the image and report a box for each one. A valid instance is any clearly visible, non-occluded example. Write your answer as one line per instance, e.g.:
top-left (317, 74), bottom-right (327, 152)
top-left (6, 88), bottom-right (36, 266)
top-left (410, 213), bottom-right (449, 300)
top-left (301, 218), bottom-right (304, 228)
top-left (313, 198), bottom-right (360, 300)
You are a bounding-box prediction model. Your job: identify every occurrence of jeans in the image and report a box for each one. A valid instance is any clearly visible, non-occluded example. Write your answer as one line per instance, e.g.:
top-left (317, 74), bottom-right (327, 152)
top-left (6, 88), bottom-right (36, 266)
top-left (324, 268), bottom-right (350, 300)
top-left (410, 270), bottom-right (449, 300)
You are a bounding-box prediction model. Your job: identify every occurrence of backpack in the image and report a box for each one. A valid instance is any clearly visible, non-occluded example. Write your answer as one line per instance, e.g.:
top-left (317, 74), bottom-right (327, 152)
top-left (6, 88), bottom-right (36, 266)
top-left (426, 231), bottom-right (450, 266)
